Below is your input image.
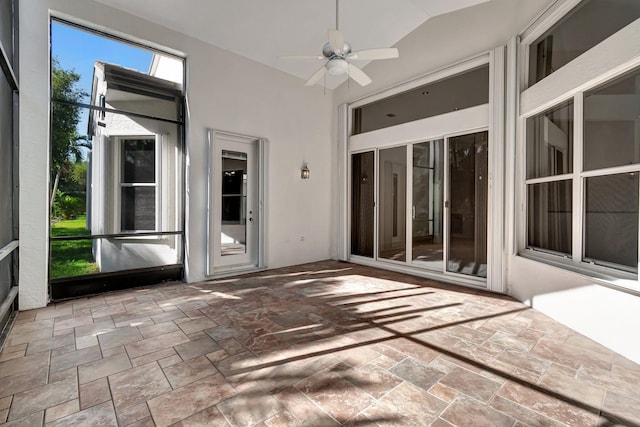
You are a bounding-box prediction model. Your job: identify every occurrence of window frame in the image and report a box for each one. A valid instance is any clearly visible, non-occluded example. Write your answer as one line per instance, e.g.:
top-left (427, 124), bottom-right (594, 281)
top-left (523, 97), bottom-right (575, 258)
top-left (520, 62), bottom-right (640, 284)
top-left (519, 0), bottom-right (640, 90)
top-left (516, 0), bottom-right (640, 290)
top-left (114, 135), bottom-right (161, 233)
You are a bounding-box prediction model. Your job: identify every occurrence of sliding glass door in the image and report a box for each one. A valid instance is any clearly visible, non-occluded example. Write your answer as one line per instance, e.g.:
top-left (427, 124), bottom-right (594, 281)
top-left (379, 146), bottom-right (407, 262)
top-left (447, 131), bottom-right (488, 277)
top-left (351, 152), bottom-right (375, 257)
top-left (412, 139), bottom-right (444, 270)
top-left (350, 130), bottom-right (488, 280)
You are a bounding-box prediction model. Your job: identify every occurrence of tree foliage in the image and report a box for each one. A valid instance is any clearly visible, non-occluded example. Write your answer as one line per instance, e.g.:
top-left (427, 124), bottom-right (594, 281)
top-left (51, 58), bottom-right (89, 178)
top-left (51, 58), bottom-right (90, 218)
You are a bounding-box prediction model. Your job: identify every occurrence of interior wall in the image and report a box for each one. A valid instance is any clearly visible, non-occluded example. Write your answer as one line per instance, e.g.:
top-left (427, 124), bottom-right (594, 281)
top-left (19, 0), bottom-right (334, 308)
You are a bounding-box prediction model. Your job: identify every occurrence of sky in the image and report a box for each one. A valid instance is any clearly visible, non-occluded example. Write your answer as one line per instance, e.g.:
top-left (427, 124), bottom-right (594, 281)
top-left (51, 21), bottom-right (154, 143)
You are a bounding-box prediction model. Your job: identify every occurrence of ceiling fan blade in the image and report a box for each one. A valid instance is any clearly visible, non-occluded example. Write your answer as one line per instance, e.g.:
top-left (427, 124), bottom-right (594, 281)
top-left (348, 48), bottom-right (399, 61)
top-left (328, 29), bottom-right (344, 53)
top-left (280, 55), bottom-right (324, 60)
top-left (348, 63), bottom-right (372, 86)
top-left (305, 65), bottom-right (327, 86)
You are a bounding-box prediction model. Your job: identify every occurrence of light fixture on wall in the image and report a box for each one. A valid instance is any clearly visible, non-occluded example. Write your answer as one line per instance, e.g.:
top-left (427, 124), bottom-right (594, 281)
top-left (301, 162), bottom-right (310, 179)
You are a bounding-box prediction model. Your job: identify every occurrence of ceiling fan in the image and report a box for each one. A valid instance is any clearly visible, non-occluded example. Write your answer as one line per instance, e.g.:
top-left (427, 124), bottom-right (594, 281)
top-left (282, 0), bottom-right (399, 87)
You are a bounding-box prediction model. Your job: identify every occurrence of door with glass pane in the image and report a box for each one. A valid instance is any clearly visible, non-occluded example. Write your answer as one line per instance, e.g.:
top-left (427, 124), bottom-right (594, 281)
top-left (211, 135), bottom-right (258, 269)
top-left (350, 130), bottom-right (488, 280)
top-left (446, 131), bottom-right (488, 278)
top-left (351, 151), bottom-right (375, 258)
top-left (379, 146), bottom-right (407, 262)
top-left (412, 140), bottom-right (444, 270)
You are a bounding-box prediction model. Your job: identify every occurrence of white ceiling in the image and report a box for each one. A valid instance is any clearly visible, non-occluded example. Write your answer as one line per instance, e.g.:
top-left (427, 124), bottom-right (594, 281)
top-left (94, 0), bottom-right (492, 89)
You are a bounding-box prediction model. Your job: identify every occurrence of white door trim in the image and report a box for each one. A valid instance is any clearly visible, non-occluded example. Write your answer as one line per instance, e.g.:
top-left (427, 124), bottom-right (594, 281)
top-left (206, 129), bottom-right (267, 276)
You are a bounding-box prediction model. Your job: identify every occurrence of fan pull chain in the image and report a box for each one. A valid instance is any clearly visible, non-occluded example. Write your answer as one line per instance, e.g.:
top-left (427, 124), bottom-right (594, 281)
top-left (324, 72), bottom-right (327, 96)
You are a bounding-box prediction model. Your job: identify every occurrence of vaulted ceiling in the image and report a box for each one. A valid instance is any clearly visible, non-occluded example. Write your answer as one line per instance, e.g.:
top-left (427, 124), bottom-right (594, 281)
top-left (94, 0), bottom-right (492, 88)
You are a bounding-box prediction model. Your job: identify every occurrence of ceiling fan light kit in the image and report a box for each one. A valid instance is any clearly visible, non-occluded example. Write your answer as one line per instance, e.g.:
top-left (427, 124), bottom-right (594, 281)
top-left (281, 0), bottom-right (399, 87)
top-left (326, 58), bottom-right (348, 75)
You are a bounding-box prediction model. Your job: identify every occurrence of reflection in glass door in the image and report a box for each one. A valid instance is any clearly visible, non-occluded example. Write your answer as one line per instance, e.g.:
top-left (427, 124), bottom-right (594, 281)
top-left (221, 151), bottom-right (248, 256)
top-left (351, 152), bottom-right (375, 257)
top-left (447, 131), bottom-right (488, 277)
top-left (379, 146), bottom-right (407, 262)
top-left (209, 132), bottom-right (258, 272)
top-left (349, 131), bottom-right (488, 281)
top-left (412, 140), bottom-right (444, 270)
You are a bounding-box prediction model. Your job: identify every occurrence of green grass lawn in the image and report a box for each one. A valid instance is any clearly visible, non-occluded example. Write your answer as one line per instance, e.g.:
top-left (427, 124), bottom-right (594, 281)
top-left (50, 215), bottom-right (100, 278)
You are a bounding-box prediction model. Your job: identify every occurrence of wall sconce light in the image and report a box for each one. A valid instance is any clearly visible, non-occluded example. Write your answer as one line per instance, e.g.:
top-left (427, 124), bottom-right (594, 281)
top-left (301, 162), bottom-right (310, 179)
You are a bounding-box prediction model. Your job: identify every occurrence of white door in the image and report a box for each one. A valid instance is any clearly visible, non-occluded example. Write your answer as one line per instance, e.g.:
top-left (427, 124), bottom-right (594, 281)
top-left (209, 132), bottom-right (259, 271)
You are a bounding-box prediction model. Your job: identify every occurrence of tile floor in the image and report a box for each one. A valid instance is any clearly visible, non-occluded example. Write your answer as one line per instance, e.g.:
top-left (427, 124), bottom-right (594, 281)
top-left (1, 260), bottom-right (639, 426)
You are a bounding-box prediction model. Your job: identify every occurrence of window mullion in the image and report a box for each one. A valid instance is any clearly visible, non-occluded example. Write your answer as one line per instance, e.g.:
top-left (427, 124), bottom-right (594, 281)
top-left (637, 177), bottom-right (640, 274)
top-left (156, 135), bottom-right (161, 232)
top-left (406, 143), bottom-right (413, 263)
top-left (572, 92), bottom-right (584, 264)
top-left (525, 173), bottom-right (574, 185)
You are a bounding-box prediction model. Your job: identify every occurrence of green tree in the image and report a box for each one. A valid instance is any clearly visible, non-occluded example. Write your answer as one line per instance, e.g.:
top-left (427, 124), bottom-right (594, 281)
top-left (50, 58), bottom-right (90, 212)
top-left (69, 162), bottom-right (87, 190)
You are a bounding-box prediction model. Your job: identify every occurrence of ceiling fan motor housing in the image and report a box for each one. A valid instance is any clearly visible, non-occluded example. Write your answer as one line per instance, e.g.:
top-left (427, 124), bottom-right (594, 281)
top-left (322, 41), bottom-right (351, 58)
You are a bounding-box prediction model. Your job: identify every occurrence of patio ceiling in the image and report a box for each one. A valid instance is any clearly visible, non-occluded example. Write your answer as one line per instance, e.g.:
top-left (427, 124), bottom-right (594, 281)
top-left (92, 0), bottom-right (492, 88)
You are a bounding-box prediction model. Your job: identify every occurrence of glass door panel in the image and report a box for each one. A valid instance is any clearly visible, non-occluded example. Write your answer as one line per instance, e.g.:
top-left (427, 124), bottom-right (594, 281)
top-left (207, 130), bottom-right (260, 274)
top-left (447, 131), bottom-right (488, 277)
top-left (412, 140), bottom-right (444, 269)
top-left (221, 150), bottom-right (248, 256)
top-left (210, 134), bottom-right (258, 271)
top-left (351, 152), bottom-right (375, 257)
top-left (379, 146), bottom-right (407, 262)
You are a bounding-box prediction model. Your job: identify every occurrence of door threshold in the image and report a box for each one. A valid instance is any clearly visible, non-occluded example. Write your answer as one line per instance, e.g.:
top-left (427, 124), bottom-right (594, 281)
top-left (205, 266), bottom-right (266, 280)
top-left (349, 256), bottom-right (488, 291)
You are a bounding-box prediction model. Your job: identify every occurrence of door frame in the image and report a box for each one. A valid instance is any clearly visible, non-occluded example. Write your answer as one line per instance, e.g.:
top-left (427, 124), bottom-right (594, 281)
top-left (206, 129), bottom-right (268, 276)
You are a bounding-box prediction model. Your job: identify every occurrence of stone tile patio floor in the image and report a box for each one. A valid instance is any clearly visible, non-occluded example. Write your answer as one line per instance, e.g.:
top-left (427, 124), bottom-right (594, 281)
top-left (1, 261), bottom-right (639, 426)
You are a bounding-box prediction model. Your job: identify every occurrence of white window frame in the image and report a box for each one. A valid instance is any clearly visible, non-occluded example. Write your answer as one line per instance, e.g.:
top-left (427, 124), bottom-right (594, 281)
top-left (114, 135), bottom-right (161, 233)
top-left (517, 0), bottom-right (640, 289)
top-left (519, 0), bottom-right (585, 91)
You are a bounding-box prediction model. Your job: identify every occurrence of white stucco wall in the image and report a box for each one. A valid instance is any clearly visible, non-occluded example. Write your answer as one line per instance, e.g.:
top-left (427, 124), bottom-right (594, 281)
top-left (509, 256), bottom-right (640, 363)
top-left (149, 54), bottom-right (183, 84)
top-left (19, 0), bottom-right (333, 308)
top-left (91, 98), bottom-right (181, 272)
